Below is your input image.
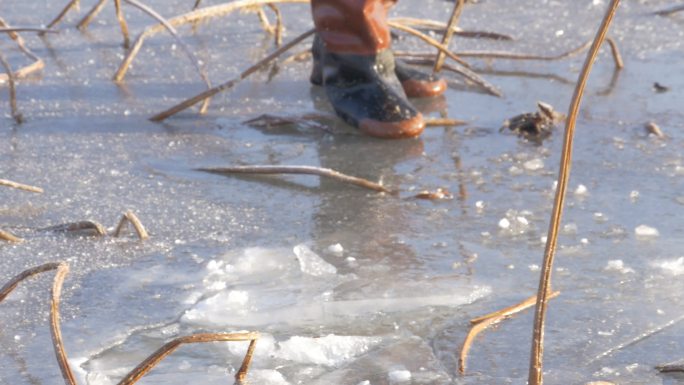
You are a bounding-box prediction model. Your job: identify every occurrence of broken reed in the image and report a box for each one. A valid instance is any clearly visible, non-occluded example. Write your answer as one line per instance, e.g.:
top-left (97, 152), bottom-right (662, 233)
top-left (0, 263), bottom-right (260, 384)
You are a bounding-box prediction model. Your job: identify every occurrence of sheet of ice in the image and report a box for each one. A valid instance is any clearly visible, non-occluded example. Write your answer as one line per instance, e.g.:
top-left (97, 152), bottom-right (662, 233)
top-left (294, 244), bottom-right (338, 276)
top-left (181, 246), bottom-right (490, 328)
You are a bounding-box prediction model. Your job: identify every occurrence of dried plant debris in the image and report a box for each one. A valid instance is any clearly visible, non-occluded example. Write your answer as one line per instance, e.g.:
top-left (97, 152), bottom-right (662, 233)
top-left (1, 263), bottom-right (260, 385)
top-left (0, 178), bottom-right (44, 193)
top-left (113, 210), bottom-right (149, 240)
top-left (645, 121), bottom-right (665, 138)
top-left (243, 113), bottom-right (334, 132)
top-left (657, 359), bottom-right (684, 373)
top-left (0, 51), bottom-right (23, 123)
top-left (654, 5), bottom-right (684, 16)
top-left (501, 101), bottom-right (565, 140)
top-left (653, 82), bottom-right (670, 93)
top-left (198, 165), bottom-right (394, 194)
top-left (40, 220), bottom-right (108, 237)
top-left (0, 229), bottom-right (23, 243)
top-left (459, 291), bottom-right (560, 374)
top-left (390, 17), bottom-right (513, 41)
top-left (35, 211), bottom-right (148, 239)
top-left (150, 28), bottom-right (316, 121)
top-left (413, 188), bottom-right (453, 200)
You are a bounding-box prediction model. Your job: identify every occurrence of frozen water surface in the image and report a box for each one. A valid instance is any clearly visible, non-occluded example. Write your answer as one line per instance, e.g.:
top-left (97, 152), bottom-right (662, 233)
top-left (2, 1), bottom-right (684, 384)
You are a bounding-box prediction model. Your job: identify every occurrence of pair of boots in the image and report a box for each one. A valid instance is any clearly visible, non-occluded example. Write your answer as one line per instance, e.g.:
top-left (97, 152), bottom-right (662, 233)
top-left (309, 0), bottom-right (447, 139)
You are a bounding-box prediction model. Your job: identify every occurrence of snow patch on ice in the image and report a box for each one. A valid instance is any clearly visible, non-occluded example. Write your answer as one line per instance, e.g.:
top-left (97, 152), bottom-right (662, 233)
top-left (635, 225), bottom-right (659, 237)
top-left (651, 257), bottom-right (684, 275)
top-left (277, 334), bottom-right (381, 366)
top-left (604, 260), bottom-right (634, 274)
top-left (388, 368), bottom-right (412, 383)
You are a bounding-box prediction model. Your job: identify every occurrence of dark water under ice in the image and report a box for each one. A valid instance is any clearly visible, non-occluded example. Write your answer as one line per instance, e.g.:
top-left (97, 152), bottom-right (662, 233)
top-left (2, 1), bottom-right (684, 384)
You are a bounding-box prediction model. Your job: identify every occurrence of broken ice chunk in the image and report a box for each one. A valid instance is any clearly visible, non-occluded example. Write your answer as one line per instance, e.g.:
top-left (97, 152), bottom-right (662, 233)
top-left (294, 244), bottom-right (337, 276)
top-left (327, 243), bottom-right (344, 257)
top-left (575, 184), bottom-right (588, 195)
top-left (524, 158), bottom-right (544, 171)
top-left (276, 334), bottom-right (381, 366)
top-left (652, 257), bottom-right (684, 275)
top-left (635, 225), bottom-right (659, 238)
top-left (604, 260), bottom-right (634, 274)
top-left (498, 218), bottom-right (511, 229)
top-left (388, 368), bottom-right (412, 383)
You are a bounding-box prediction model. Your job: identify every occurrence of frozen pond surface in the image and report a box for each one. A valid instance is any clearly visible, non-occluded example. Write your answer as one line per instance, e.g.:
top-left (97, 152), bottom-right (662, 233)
top-left (2, 0), bottom-right (684, 384)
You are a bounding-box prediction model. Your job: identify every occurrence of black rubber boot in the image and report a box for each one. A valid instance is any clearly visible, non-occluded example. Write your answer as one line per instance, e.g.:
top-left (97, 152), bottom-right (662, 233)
top-left (311, 36), bottom-right (446, 100)
top-left (317, 41), bottom-right (424, 139)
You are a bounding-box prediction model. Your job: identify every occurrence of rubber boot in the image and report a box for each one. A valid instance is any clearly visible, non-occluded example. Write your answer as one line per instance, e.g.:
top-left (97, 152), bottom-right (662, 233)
top-left (310, 0), bottom-right (426, 139)
top-left (311, 37), bottom-right (447, 99)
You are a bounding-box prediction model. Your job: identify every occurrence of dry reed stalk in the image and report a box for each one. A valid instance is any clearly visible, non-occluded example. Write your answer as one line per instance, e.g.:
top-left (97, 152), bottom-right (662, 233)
top-left (243, 112), bottom-right (334, 133)
top-left (590, 312), bottom-right (684, 364)
top-left (0, 263), bottom-right (77, 384)
top-left (0, 27), bottom-right (57, 33)
top-left (281, 48), bottom-right (310, 64)
top-left (0, 18), bottom-right (46, 81)
top-left (387, 21), bottom-right (471, 69)
top-left (122, 0), bottom-right (212, 112)
top-left (0, 229), bottom-right (23, 243)
top-left (395, 40), bottom-right (592, 62)
top-left (0, 262), bottom-right (62, 302)
top-left (657, 360), bottom-right (684, 373)
top-left (149, 28), bottom-right (315, 121)
top-left (43, 0), bottom-right (81, 31)
top-left (268, 4), bottom-right (284, 46)
top-left (425, 118), bottom-right (467, 127)
top-left (77, 0), bottom-right (109, 29)
top-left (116, 332), bottom-right (260, 385)
top-left (115, 0), bottom-right (132, 47)
top-left (113, 0), bottom-right (310, 82)
top-left (395, 57), bottom-right (502, 97)
top-left (605, 37), bottom-right (624, 69)
top-left (255, 6), bottom-right (276, 34)
top-left (50, 264), bottom-right (77, 385)
top-left (433, 0), bottom-right (464, 73)
top-left (197, 165), bottom-right (394, 194)
top-left (113, 210), bottom-right (149, 240)
top-left (0, 178), bottom-right (44, 193)
top-left (390, 17), bottom-right (513, 41)
top-left (528, 1), bottom-right (621, 384)
top-left (0, 52), bottom-right (23, 123)
top-left (459, 291), bottom-right (560, 374)
top-left (42, 221), bottom-right (107, 236)
top-left (654, 5), bottom-right (684, 16)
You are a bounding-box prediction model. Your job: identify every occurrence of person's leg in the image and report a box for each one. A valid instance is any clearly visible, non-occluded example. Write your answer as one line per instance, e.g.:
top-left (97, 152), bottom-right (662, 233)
top-left (310, 0), bottom-right (426, 139)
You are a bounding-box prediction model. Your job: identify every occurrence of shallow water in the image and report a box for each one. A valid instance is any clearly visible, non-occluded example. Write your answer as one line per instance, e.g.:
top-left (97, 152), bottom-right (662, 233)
top-left (1, 1), bottom-right (684, 384)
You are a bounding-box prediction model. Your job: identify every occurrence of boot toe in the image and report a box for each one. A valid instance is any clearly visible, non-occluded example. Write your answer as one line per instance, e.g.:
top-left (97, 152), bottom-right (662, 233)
top-left (359, 112), bottom-right (425, 139)
top-left (401, 78), bottom-right (448, 98)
